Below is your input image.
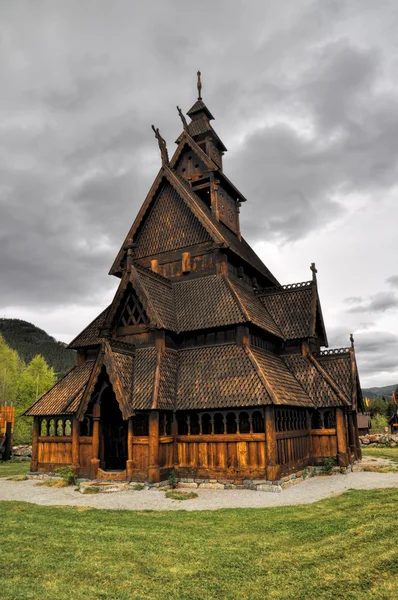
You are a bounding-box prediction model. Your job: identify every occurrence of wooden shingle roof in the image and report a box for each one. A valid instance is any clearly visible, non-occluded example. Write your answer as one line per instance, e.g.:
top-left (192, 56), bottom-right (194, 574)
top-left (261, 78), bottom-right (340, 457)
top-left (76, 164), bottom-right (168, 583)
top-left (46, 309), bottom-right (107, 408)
top-left (24, 361), bottom-right (94, 416)
top-left (68, 306), bottom-right (109, 349)
top-left (177, 344), bottom-right (271, 410)
top-left (282, 354), bottom-right (349, 407)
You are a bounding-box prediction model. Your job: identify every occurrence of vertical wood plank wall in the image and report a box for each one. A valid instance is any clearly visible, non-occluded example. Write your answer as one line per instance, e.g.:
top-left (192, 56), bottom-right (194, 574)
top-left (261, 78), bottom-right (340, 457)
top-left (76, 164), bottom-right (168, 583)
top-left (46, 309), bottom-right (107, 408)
top-left (176, 434), bottom-right (266, 478)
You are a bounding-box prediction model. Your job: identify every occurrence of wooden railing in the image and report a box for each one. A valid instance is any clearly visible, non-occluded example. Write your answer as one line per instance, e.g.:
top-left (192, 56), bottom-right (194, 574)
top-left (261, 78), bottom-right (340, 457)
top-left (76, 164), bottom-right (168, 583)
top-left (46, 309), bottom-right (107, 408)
top-left (311, 429), bottom-right (337, 458)
top-left (276, 430), bottom-right (310, 467)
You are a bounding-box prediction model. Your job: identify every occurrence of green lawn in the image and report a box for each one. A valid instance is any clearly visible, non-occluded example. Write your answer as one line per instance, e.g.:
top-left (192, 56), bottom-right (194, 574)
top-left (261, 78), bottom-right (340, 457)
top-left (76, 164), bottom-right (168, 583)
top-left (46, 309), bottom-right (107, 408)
top-left (0, 459), bottom-right (30, 478)
top-left (361, 446), bottom-right (398, 463)
top-left (1, 489), bottom-right (398, 599)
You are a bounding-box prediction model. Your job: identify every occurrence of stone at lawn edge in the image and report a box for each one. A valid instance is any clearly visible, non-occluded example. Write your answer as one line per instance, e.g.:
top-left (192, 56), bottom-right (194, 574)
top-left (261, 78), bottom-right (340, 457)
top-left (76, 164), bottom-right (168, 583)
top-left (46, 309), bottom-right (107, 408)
top-left (178, 482), bottom-right (198, 489)
top-left (198, 482), bottom-right (224, 489)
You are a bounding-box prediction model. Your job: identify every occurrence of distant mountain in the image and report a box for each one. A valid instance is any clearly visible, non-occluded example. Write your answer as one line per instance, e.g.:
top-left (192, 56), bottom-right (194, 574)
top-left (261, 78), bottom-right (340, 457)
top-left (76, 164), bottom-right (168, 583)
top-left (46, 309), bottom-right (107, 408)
top-left (0, 318), bottom-right (75, 377)
top-left (362, 384), bottom-right (398, 399)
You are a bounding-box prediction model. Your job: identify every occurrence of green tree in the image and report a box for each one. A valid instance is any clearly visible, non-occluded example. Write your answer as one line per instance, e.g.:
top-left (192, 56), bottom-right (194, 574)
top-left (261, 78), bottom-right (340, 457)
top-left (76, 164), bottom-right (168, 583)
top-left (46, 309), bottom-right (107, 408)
top-left (0, 334), bottom-right (23, 404)
top-left (14, 354), bottom-right (56, 444)
top-left (369, 398), bottom-right (388, 417)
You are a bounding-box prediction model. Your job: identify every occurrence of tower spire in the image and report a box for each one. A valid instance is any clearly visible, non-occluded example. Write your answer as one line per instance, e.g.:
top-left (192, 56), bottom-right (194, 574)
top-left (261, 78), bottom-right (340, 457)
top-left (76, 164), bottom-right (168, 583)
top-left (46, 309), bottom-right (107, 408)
top-left (197, 70), bottom-right (202, 100)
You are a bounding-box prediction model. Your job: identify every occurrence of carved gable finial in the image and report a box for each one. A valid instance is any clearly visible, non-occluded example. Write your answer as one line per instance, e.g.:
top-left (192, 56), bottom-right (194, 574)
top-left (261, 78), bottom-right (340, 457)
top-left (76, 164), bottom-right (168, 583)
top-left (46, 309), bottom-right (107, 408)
top-left (310, 262), bottom-right (317, 282)
top-left (151, 125), bottom-right (169, 166)
top-left (197, 70), bottom-right (202, 100)
top-left (350, 333), bottom-right (354, 348)
top-left (177, 106), bottom-right (188, 131)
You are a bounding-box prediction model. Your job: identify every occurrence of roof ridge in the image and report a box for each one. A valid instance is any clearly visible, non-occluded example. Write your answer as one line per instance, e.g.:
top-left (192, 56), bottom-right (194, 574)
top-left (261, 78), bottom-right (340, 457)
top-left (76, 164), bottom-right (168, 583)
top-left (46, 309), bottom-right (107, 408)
top-left (244, 346), bottom-right (278, 405)
top-left (316, 348), bottom-right (351, 357)
top-left (134, 263), bottom-right (172, 286)
top-left (256, 281), bottom-right (312, 295)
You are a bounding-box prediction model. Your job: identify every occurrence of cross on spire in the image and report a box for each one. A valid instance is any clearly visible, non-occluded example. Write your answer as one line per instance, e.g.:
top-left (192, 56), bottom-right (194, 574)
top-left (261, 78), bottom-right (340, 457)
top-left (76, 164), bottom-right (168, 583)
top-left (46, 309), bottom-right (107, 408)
top-left (310, 262), bottom-right (317, 282)
top-left (197, 70), bottom-right (202, 100)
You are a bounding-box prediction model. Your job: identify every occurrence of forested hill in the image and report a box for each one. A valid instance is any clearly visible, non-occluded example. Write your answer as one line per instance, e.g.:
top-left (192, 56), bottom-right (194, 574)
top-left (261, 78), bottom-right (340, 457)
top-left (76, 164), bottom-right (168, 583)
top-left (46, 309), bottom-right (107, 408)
top-left (0, 319), bottom-right (75, 376)
top-left (362, 384), bottom-right (398, 399)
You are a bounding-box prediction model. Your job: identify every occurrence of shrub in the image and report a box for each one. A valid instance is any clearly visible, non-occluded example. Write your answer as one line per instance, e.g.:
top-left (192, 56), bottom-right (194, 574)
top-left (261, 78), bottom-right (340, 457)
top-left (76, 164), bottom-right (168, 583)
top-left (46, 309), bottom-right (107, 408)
top-left (370, 414), bottom-right (388, 433)
top-left (131, 483), bottom-right (145, 491)
top-left (55, 465), bottom-right (77, 486)
top-left (168, 469), bottom-right (178, 489)
top-left (322, 457), bottom-right (336, 473)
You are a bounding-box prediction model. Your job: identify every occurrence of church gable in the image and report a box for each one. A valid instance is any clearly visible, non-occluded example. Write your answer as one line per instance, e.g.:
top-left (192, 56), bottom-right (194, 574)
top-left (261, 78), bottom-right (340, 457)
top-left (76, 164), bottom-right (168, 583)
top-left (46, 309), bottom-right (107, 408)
top-left (134, 182), bottom-right (211, 259)
top-left (174, 147), bottom-right (211, 183)
top-left (117, 284), bottom-right (149, 327)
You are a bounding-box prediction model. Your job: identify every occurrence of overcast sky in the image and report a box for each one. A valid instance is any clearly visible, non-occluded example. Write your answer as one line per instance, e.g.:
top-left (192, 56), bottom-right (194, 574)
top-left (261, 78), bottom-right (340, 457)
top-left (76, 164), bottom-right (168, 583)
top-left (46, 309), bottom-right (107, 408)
top-left (1, 0), bottom-right (397, 388)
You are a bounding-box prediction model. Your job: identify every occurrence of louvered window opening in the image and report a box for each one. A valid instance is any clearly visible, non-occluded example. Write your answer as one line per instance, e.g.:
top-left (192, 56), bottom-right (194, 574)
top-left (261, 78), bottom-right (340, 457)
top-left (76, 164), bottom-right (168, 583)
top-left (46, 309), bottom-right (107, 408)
top-left (119, 293), bottom-right (149, 327)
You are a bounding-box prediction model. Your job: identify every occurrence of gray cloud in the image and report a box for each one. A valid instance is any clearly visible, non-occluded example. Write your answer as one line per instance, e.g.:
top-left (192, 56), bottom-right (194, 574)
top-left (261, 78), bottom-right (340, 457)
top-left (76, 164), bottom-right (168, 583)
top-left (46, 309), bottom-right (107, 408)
top-left (387, 275), bottom-right (398, 287)
top-left (0, 1), bottom-right (398, 386)
top-left (347, 292), bottom-right (398, 314)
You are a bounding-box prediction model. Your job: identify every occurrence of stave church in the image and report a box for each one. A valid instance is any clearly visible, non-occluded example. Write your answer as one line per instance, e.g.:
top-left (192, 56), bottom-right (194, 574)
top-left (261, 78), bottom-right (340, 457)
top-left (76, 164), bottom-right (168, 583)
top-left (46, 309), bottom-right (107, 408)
top-left (25, 73), bottom-right (363, 483)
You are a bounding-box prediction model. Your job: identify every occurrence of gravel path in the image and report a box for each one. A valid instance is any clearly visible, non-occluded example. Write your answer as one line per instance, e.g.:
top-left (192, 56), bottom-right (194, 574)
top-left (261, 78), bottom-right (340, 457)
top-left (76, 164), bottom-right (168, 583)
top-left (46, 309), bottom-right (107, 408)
top-left (1, 471), bottom-right (398, 511)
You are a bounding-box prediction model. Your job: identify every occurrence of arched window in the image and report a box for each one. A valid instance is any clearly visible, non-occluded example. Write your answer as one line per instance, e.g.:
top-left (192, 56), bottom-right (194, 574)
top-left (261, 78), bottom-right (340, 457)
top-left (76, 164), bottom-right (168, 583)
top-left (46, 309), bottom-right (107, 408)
top-left (252, 411), bottom-right (264, 433)
top-left (226, 412), bottom-right (237, 434)
top-left (324, 410), bottom-right (336, 429)
top-left (40, 419), bottom-right (47, 436)
top-left (201, 413), bottom-right (212, 435)
top-left (177, 413), bottom-right (188, 435)
top-left (239, 411), bottom-right (250, 434)
top-left (214, 413), bottom-right (224, 434)
top-left (190, 413), bottom-right (200, 435)
top-left (311, 411), bottom-right (322, 429)
top-left (133, 413), bottom-right (149, 436)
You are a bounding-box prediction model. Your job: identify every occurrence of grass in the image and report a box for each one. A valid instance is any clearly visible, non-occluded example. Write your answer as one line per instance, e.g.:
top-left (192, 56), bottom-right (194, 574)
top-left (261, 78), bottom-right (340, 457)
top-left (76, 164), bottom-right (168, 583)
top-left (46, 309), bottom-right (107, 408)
top-left (361, 446), bottom-right (398, 463)
top-left (35, 479), bottom-right (68, 488)
top-left (0, 460), bottom-right (30, 478)
top-left (1, 489), bottom-right (398, 599)
top-left (7, 473), bottom-right (28, 481)
top-left (165, 490), bottom-right (198, 500)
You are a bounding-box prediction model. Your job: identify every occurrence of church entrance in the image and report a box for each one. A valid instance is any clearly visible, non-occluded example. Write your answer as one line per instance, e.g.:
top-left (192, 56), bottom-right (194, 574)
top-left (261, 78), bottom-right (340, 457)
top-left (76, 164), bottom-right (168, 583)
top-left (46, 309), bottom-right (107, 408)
top-left (100, 384), bottom-right (128, 471)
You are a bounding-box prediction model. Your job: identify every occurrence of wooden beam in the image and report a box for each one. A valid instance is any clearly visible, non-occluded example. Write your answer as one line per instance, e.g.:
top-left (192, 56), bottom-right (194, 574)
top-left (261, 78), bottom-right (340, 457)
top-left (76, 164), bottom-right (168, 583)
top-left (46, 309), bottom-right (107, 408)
top-left (148, 411), bottom-right (160, 483)
top-left (347, 411), bottom-right (358, 461)
top-left (264, 406), bottom-right (279, 481)
top-left (126, 417), bottom-right (134, 481)
top-left (90, 403), bottom-right (100, 479)
top-left (72, 417), bottom-right (80, 474)
top-left (335, 408), bottom-right (348, 467)
top-left (30, 417), bottom-right (39, 472)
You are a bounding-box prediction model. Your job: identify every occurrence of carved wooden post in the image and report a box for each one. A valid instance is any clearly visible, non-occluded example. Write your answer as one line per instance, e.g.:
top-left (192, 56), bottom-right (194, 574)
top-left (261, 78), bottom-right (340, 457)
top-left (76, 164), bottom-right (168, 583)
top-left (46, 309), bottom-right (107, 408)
top-left (335, 408), bottom-right (348, 467)
top-left (126, 417), bottom-right (134, 481)
top-left (265, 406), bottom-right (279, 481)
top-left (347, 411), bottom-right (357, 461)
top-left (148, 410), bottom-right (160, 483)
top-left (172, 413), bottom-right (178, 468)
top-left (90, 404), bottom-right (100, 479)
top-left (31, 417), bottom-right (40, 472)
top-left (72, 417), bottom-right (80, 474)
top-left (353, 412), bottom-right (362, 460)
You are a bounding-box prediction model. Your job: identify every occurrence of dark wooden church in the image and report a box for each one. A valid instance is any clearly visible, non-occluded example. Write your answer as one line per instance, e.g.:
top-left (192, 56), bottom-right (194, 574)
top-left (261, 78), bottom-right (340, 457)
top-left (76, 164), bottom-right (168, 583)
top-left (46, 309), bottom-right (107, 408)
top-left (25, 74), bottom-right (363, 483)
